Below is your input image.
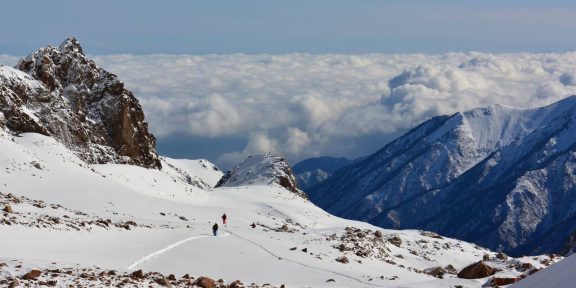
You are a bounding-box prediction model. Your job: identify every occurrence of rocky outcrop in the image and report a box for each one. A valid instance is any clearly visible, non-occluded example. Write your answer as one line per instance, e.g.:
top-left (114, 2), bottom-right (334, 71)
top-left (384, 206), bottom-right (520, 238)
top-left (457, 261), bottom-right (496, 279)
top-left (216, 153), bottom-right (306, 198)
top-left (0, 37), bottom-right (160, 168)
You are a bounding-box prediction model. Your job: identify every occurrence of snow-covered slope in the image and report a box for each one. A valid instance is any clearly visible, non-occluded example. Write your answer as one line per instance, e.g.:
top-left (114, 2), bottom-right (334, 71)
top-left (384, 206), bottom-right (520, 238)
top-left (510, 254), bottom-right (576, 288)
top-left (309, 96), bottom-right (576, 256)
top-left (0, 130), bottom-right (560, 287)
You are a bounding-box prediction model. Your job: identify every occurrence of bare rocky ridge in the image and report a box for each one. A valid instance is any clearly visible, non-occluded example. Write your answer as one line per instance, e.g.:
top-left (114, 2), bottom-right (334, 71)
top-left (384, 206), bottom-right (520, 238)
top-left (0, 37), bottom-right (160, 168)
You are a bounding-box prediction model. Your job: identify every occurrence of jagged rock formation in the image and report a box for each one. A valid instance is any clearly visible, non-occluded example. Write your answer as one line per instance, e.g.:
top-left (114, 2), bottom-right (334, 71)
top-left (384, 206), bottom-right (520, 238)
top-left (216, 153), bottom-right (306, 198)
top-left (309, 96), bottom-right (576, 256)
top-left (0, 37), bottom-right (160, 168)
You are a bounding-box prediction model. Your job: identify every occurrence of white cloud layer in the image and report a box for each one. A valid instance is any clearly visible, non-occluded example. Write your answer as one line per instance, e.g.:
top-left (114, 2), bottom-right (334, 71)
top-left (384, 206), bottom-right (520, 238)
top-left (4, 52), bottom-right (576, 168)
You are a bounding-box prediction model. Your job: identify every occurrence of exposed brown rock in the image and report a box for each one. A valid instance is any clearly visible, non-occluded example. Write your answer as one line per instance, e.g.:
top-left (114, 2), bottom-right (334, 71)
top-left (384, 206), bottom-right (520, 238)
top-left (389, 236), bottom-right (402, 247)
top-left (195, 276), bottom-right (216, 288)
top-left (155, 278), bottom-right (172, 287)
top-left (496, 252), bottom-right (508, 261)
top-left (423, 266), bottom-right (445, 278)
top-left (516, 262), bottom-right (534, 272)
top-left (2, 37), bottom-right (161, 168)
top-left (22, 269), bottom-right (42, 280)
top-left (336, 256), bottom-right (349, 264)
top-left (3, 205), bottom-right (12, 213)
top-left (444, 264), bottom-right (457, 274)
top-left (492, 277), bottom-right (518, 286)
top-left (374, 230), bottom-right (383, 238)
top-left (130, 269), bottom-right (145, 279)
top-left (457, 261), bottom-right (495, 279)
top-left (228, 280), bottom-right (244, 288)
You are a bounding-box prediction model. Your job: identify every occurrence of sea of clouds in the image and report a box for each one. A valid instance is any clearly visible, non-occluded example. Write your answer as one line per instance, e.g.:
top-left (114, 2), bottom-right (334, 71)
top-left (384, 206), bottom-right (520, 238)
top-left (3, 52), bottom-right (576, 168)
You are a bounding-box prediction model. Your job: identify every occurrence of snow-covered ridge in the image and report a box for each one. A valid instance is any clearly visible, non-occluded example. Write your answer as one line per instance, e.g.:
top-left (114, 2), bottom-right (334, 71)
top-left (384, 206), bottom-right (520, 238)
top-left (216, 152), bottom-right (305, 198)
top-left (309, 95), bottom-right (576, 256)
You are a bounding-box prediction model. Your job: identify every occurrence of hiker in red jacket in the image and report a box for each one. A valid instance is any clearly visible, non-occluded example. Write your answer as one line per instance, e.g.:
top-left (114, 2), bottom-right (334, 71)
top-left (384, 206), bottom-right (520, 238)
top-left (222, 213), bottom-right (227, 224)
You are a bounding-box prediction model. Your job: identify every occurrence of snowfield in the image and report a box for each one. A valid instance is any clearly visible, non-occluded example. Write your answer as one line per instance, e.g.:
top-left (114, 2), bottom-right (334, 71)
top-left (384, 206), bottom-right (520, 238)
top-left (0, 131), bottom-right (565, 287)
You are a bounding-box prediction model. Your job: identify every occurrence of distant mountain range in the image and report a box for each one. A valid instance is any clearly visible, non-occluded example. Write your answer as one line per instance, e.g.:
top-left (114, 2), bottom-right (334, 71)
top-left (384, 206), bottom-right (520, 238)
top-left (292, 156), bottom-right (354, 190)
top-left (309, 96), bottom-right (576, 256)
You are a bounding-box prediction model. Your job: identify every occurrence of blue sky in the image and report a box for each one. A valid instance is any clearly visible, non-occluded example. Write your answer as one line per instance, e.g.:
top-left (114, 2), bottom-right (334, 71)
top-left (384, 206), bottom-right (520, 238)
top-left (2, 1), bottom-right (576, 55)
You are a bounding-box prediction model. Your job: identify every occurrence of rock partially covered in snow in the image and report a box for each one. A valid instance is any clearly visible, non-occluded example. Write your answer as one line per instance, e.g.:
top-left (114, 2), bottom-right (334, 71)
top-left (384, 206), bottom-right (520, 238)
top-left (0, 37), bottom-right (160, 168)
top-left (216, 153), bottom-right (306, 198)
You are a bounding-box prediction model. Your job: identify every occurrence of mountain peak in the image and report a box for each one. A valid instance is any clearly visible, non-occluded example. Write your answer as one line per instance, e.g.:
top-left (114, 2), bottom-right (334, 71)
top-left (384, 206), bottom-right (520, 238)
top-left (58, 37), bottom-right (84, 55)
top-left (309, 96), bottom-right (576, 256)
top-left (1, 38), bottom-right (161, 168)
top-left (216, 153), bottom-right (307, 198)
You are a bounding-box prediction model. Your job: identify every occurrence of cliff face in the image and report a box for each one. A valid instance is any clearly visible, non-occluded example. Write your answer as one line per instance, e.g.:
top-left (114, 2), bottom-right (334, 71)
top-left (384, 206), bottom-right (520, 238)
top-left (0, 37), bottom-right (160, 168)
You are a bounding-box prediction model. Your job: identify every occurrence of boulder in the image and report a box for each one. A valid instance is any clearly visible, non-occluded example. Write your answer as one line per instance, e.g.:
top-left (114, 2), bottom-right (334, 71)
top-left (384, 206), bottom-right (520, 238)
top-left (388, 236), bottom-right (402, 247)
top-left (336, 256), bottom-right (349, 264)
top-left (457, 261), bottom-right (496, 279)
top-left (374, 230), bottom-right (383, 238)
top-left (3, 205), bottom-right (13, 214)
top-left (195, 276), bottom-right (216, 288)
top-left (423, 266), bottom-right (445, 278)
top-left (492, 277), bottom-right (518, 286)
top-left (228, 280), bottom-right (244, 288)
top-left (516, 262), bottom-right (534, 272)
top-left (155, 278), bottom-right (172, 287)
top-left (130, 269), bottom-right (145, 279)
top-left (444, 264), bottom-right (458, 274)
top-left (9, 278), bottom-right (20, 288)
top-left (496, 252), bottom-right (508, 261)
top-left (22, 269), bottom-right (42, 280)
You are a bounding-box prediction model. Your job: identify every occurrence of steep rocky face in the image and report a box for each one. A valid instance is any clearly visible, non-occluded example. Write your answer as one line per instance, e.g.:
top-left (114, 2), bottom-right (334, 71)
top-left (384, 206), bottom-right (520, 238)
top-left (309, 96), bottom-right (576, 256)
top-left (216, 153), bottom-right (306, 198)
top-left (0, 37), bottom-right (160, 168)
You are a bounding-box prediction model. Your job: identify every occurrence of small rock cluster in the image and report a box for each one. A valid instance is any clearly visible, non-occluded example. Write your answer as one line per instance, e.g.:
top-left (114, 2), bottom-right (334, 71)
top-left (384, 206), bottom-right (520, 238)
top-left (0, 261), bottom-right (285, 288)
top-left (328, 227), bottom-right (390, 261)
top-left (0, 192), bottom-right (154, 231)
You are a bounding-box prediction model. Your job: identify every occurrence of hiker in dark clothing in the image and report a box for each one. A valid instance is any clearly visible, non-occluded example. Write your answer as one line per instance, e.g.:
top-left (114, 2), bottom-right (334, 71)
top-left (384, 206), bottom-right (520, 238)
top-left (222, 213), bottom-right (227, 224)
top-left (250, 222), bottom-right (256, 229)
top-left (212, 223), bottom-right (218, 236)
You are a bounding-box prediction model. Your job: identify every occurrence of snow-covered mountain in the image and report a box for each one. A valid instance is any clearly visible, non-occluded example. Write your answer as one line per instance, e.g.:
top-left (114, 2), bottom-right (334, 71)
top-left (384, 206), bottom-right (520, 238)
top-left (293, 156), bottom-right (354, 191)
top-left (216, 152), bottom-right (305, 198)
top-left (308, 96), bottom-right (576, 256)
top-left (0, 38), bottom-right (570, 287)
top-left (1, 37), bottom-right (160, 168)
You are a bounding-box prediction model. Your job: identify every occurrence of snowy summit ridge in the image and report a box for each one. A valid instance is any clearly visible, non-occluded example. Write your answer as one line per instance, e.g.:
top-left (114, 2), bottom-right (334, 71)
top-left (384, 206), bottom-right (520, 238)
top-left (216, 152), bottom-right (306, 198)
top-left (0, 37), bottom-right (160, 168)
top-left (309, 96), bottom-right (576, 256)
